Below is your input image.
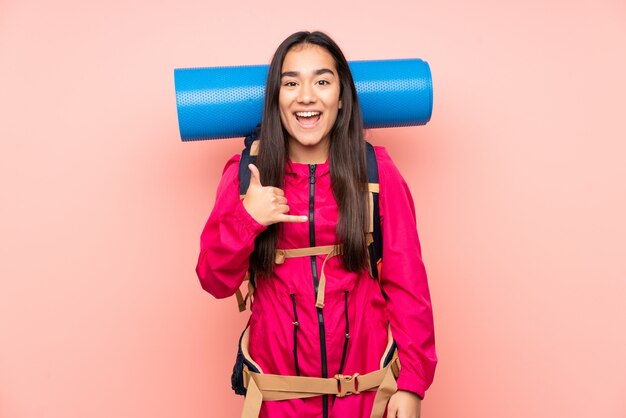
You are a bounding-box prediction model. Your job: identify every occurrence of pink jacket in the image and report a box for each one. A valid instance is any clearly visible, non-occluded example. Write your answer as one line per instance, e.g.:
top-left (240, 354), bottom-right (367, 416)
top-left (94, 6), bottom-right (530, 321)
top-left (196, 146), bottom-right (437, 418)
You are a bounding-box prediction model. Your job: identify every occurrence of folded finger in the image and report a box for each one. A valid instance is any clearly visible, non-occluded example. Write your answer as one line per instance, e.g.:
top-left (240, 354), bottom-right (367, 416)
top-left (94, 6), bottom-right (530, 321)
top-left (276, 204), bottom-right (290, 213)
top-left (271, 187), bottom-right (285, 197)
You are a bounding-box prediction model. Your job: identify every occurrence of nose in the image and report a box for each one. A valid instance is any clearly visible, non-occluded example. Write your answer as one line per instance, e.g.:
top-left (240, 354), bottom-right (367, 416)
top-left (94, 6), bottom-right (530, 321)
top-left (297, 83), bottom-right (316, 104)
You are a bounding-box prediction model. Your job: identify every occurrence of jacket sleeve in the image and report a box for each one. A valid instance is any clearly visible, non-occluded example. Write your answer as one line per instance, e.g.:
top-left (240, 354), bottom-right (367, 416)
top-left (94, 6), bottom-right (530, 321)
top-left (195, 154), bottom-right (268, 298)
top-left (376, 146), bottom-right (438, 399)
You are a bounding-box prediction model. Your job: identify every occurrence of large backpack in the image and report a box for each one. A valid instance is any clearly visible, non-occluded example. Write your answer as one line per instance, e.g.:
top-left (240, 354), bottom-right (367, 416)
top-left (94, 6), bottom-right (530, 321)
top-left (230, 127), bottom-right (394, 397)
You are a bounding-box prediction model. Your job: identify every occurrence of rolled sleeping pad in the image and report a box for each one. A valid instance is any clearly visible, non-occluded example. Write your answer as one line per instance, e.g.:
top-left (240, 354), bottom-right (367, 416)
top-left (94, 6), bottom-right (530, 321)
top-left (174, 58), bottom-right (432, 141)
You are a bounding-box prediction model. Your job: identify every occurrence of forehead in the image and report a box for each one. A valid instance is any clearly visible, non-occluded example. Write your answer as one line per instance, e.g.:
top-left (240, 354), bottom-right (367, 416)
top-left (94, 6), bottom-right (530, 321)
top-left (281, 44), bottom-right (337, 75)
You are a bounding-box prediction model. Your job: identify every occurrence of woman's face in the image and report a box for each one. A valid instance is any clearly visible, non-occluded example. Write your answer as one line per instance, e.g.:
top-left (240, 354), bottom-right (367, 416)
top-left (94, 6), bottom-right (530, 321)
top-left (278, 43), bottom-right (342, 161)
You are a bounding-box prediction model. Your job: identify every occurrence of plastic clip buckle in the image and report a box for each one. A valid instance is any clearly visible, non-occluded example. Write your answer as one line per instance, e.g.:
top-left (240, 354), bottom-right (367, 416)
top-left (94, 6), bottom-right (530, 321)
top-left (335, 373), bottom-right (360, 397)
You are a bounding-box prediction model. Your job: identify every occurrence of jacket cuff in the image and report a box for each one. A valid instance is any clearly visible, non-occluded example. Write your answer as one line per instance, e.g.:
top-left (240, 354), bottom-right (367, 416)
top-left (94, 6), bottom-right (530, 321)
top-left (396, 371), bottom-right (426, 400)
top-left (233, 198), bottom-right (267, 238)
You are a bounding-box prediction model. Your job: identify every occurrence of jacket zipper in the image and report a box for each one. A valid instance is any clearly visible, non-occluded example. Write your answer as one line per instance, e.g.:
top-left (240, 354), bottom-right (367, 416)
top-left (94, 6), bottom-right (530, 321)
top-left (309, 164), bottom-right (329, 418)
top-left (290, 293), bottom-right (301, 376)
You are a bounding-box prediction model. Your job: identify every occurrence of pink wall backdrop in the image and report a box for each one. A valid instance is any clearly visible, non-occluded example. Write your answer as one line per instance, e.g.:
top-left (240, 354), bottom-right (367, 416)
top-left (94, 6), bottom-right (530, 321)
top-left (1, 0), bottom-right (625, 417)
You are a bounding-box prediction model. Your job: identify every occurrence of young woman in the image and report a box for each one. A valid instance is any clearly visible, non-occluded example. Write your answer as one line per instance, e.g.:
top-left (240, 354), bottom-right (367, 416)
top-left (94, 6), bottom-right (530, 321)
top-left (196, 31), bottom-right (437, 418)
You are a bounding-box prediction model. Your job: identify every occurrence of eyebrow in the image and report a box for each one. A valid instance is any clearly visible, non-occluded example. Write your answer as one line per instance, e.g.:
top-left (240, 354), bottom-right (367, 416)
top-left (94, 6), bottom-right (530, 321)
top-left (280, 68), bottom-right (336, 78)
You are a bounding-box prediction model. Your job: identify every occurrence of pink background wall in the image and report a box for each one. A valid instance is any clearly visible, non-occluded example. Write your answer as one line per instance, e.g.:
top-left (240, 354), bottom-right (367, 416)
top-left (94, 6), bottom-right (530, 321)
top-left (1, 0), bottom-right (625, 417)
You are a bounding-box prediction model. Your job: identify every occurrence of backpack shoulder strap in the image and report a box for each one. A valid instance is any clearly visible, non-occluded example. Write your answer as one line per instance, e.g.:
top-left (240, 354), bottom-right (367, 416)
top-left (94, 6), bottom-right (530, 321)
top-left (365, 142), bottom-right (383, 278)
top-left (238, 125), bottom-right (261, 198)
top-left (236, 126), bottom-right (262, 311)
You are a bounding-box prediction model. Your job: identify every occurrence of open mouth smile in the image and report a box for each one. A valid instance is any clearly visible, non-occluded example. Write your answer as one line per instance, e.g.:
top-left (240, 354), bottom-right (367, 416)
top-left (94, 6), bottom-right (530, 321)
top-left (294, 111), bottom-right (322, 128)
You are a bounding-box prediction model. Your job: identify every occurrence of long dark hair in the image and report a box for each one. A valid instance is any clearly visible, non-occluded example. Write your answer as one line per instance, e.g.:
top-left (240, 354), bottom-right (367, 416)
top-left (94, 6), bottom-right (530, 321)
top-left (250, 31), bottom-right (369, 277)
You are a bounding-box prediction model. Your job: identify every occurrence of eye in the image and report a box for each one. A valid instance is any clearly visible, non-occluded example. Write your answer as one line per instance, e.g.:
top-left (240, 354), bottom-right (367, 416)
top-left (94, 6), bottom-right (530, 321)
top-left (283, 81), bottom-right (297, 87)
top-left (317, 80), bottom-right (330, 86)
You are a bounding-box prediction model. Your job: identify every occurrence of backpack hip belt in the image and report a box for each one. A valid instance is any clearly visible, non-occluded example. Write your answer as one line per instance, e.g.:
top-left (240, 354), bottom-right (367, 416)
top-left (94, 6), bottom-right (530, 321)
top-left (238, 325), bottom-right (400, 418)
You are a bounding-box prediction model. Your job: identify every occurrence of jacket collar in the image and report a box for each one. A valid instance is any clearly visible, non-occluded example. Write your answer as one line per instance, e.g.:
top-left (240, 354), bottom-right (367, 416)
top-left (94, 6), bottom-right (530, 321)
top-left (285, 157), bottom-right (330, 177)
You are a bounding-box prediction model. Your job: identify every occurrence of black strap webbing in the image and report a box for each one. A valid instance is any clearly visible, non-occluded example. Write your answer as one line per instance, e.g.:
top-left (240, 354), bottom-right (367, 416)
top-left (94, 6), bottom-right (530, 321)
top-left (238, 125), bottom-right (261, 196)
top-left (365, 142), bottom-right (382, 278)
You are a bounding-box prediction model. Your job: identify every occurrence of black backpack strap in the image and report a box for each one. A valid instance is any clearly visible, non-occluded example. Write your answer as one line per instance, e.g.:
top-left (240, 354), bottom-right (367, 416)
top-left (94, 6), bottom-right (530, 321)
top-left (238, 124), bottom-right (262, 295)
top-left (238, 124), bottom-right (261, 197)
top-left (365, 142), bottom-right (383, 279)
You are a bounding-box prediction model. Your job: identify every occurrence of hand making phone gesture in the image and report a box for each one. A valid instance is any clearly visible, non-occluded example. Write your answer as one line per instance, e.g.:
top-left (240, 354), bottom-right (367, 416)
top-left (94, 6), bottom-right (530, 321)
top-left (242, 164), bottom-right (308, 226)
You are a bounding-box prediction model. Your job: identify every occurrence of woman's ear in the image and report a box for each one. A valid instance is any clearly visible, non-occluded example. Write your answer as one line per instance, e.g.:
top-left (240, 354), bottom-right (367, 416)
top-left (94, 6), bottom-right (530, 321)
top-left (338, 99), bottom-right (343, 109)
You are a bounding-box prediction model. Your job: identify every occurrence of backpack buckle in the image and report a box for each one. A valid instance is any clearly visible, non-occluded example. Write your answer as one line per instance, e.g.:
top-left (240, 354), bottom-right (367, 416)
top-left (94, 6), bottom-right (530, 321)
top-left (334, 373), bottom-right (360, 397)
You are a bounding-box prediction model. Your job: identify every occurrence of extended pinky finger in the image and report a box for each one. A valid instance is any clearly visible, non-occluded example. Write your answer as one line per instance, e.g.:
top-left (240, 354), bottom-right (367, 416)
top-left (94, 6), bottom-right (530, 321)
top-left (278, 214), bottom-right (308, 223)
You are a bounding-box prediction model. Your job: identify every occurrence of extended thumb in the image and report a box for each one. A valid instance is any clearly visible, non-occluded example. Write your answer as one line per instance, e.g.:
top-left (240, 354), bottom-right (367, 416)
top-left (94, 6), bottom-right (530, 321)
top-left (248, 164), bottom-right (262, 186)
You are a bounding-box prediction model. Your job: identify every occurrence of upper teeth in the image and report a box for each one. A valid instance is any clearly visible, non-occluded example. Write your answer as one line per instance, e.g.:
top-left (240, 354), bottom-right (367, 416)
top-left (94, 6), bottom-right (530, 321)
top-left (295, 111), bottom-right (320, 117)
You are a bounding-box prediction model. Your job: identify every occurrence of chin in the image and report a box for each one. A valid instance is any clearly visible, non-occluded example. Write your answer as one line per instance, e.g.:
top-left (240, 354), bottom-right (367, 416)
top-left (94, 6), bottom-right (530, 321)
top-left (297, 138), bottom-right (326, 148)
top-left (299, 137), bottom-right (323, 146)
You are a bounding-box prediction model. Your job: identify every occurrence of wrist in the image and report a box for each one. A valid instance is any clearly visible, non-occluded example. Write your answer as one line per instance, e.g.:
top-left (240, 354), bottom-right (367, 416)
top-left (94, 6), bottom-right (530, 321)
top-left (237, 198), bottom-right (268, 233)
top-left (242, 197), bottom-right (266, 226)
